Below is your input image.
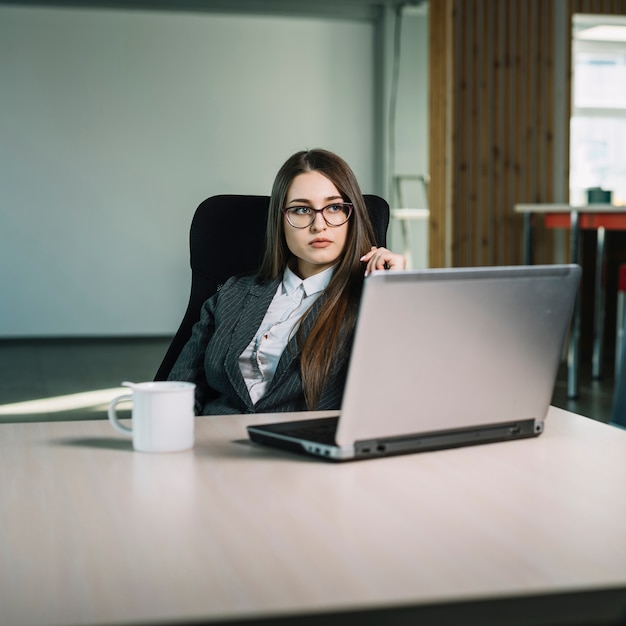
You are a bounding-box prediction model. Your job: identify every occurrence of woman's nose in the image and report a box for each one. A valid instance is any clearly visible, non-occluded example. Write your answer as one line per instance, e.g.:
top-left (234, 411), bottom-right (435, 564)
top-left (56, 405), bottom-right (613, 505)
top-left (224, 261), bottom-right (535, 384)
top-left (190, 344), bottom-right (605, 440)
top-left (310, 211), bottom-right (327, 230)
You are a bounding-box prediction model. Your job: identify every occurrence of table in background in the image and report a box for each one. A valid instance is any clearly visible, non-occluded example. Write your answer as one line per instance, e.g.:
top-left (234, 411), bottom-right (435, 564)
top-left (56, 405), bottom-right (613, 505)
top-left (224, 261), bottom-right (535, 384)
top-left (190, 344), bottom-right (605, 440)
top-left (515, 203), bottom-right (626, 398)
top-left (1, 409), bottom-right (626, 626)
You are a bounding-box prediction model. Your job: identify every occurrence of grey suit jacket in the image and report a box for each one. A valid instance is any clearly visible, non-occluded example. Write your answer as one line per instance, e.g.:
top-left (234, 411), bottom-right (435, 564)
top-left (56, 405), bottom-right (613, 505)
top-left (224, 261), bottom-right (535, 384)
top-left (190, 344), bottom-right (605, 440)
top-left (167, 274), bottom-right (352, 415)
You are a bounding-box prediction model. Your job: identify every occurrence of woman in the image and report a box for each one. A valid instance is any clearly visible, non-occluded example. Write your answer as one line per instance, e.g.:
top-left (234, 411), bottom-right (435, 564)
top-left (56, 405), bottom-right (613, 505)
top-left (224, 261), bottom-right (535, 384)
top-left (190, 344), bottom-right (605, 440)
top-left (168, 149), bottom-right (405, 415)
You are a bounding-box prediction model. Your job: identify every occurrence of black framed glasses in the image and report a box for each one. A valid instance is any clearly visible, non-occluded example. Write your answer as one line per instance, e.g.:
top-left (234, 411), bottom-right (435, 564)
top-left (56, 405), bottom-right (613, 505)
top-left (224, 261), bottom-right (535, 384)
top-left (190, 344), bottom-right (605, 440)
top-left (282, 202), bottom-right (353, 229)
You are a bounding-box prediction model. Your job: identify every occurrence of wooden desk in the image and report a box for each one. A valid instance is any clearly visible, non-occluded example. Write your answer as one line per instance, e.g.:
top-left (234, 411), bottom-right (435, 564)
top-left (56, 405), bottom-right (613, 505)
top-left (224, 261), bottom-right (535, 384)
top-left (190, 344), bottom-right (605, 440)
top-left (515, 204), bottom-right (626, 398)
top-left (1, 409), bottom-right (626, 626)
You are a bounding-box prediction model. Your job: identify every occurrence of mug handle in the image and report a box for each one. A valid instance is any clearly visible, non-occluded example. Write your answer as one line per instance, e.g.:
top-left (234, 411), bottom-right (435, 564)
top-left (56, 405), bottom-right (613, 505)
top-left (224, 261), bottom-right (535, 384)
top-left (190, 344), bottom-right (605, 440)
top-left (108, 394), bottom-right (133, 435)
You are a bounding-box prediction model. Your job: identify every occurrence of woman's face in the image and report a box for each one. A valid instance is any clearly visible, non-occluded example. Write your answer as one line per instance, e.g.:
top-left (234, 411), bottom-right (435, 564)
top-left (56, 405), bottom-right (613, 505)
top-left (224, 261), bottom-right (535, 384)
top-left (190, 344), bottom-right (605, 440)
top-left (283, 171), bottom-right (349, 279)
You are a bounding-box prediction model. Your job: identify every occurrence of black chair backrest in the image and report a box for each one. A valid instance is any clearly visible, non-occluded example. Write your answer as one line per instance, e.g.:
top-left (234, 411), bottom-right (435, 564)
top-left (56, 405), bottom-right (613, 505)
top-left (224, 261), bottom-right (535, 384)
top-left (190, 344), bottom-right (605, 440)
top-left (155, 194), bottom-right (390, 380)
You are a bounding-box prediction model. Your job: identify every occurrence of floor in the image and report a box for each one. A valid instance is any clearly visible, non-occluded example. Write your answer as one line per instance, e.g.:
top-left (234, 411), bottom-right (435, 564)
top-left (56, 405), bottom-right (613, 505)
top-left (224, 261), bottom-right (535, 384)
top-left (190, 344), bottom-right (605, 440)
top-left (551, 362), bottom-right (616, 424)
top-left (0, 337), bottom-right (171, 423)
top-left (0, 337), bottom-right (618, 424)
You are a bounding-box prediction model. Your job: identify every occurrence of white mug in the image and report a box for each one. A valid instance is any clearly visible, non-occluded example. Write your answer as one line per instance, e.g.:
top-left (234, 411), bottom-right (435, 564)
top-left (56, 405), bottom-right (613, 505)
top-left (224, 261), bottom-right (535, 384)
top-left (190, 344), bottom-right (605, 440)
top-left (108, 381), bottom-right (196, 452)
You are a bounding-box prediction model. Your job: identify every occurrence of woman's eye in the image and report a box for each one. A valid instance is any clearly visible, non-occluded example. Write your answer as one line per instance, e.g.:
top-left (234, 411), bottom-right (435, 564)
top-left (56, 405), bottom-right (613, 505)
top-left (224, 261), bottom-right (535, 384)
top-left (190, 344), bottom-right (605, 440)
top-left (292, 207), bottom-right (312, 215)
top-left (326, 204), bottom-right (342, 213)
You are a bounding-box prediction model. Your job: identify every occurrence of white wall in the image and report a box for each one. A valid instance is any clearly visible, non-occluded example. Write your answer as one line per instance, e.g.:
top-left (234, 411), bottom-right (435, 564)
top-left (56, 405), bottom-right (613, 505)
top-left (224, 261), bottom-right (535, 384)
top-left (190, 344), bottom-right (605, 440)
top-left (387, 7), bottom-right (430, 269)
top-left (0, 5), bottom-right (379, 337)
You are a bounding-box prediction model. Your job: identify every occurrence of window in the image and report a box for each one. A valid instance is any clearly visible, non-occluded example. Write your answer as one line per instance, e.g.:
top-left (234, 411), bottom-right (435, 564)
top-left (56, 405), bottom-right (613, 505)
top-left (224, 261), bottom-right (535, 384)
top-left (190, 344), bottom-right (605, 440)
top-left (571, 16), bottom-right (626, 206)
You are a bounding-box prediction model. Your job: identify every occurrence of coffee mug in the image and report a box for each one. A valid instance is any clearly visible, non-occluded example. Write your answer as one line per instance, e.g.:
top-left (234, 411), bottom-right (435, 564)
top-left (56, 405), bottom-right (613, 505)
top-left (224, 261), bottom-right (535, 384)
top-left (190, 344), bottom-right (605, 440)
top-left (108, 381), bottom-right (196, 452)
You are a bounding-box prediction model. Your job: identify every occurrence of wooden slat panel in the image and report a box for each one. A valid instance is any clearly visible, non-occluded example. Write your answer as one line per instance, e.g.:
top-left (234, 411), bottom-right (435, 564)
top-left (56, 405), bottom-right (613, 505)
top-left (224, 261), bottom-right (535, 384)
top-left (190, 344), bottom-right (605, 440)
top-left (469, 0), bottom-right (479, 266)
top-left (429, 0), bottom-right (626, 268)
top-left (493, 0), bottom-right (506, 263)
top-left (519, 0), bottom-right (531, 262)
top-left (571, 0), bottom-right (626, 14)
top-left (453, 0), bottom-right (468, 265)
top-left (480, 0), bottom-right (493, 266)
top-left (512, 0), bottom-right (525, 263)
top-left (529, 0), bottom-right (555, 265)
top-left (428, 0), bottom-right (449, 268)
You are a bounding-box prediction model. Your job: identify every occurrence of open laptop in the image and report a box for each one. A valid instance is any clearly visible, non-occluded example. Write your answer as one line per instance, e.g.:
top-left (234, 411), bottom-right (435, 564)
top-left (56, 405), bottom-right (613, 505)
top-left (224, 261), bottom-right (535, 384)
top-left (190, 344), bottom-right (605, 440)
top-left (247, 264), bottom-right (581, 461)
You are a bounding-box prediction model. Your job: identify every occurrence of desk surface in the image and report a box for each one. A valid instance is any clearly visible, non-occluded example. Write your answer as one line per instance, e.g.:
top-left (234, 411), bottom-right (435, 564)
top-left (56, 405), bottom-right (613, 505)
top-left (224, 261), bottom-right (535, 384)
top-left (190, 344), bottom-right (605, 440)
top-left (2, 408), bottom-right (626, 626)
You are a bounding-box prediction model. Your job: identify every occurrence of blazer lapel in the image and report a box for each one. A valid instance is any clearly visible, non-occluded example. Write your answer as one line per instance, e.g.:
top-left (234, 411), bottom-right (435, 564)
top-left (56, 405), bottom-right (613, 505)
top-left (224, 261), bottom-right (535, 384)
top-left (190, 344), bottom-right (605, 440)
top-left (223, 277), bottom-right (281, 409)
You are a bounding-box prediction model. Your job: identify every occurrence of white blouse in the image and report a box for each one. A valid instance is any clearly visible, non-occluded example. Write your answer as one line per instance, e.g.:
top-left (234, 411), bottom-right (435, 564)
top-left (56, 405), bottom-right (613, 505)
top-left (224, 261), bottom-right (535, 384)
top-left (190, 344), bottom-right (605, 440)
top-left (239, 265), bottom-right (334, 404)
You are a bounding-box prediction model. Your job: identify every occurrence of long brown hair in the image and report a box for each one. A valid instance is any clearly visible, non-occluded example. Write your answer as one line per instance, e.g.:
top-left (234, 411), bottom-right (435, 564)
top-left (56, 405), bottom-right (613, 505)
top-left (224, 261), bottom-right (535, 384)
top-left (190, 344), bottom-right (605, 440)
top-left (258, 149), bottom-right (376, 408)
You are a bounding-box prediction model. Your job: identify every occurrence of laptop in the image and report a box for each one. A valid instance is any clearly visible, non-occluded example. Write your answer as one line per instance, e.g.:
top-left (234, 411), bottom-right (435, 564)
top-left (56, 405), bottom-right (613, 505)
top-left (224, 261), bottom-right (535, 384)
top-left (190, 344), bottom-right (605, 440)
top-left (247, 264), bottom-right (581, 461)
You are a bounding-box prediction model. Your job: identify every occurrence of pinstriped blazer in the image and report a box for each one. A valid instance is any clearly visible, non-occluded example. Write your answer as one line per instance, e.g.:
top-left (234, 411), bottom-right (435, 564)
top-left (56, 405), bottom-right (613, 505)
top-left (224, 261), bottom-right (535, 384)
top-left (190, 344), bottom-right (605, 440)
top-left (167, 274), bottom-right (352, 415)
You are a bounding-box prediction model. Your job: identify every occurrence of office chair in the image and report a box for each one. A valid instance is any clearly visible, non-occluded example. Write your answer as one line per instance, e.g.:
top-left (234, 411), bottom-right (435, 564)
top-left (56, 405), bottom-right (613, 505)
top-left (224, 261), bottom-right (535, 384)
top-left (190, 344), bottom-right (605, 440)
top-left (154, 194), bottom-right (390, 381)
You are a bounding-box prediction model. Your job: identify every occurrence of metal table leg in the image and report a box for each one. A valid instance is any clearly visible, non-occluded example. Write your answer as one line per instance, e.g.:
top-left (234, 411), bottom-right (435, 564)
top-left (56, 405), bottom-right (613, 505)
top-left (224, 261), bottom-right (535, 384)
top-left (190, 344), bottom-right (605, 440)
top-left (592, 226), bottom-right (606, 379)
top-left (611, 312), bottom-right (626, 428)
top-left (523, 212), bottom-right (534, 265)
top-left (568, 209), bottom-right (580, 399)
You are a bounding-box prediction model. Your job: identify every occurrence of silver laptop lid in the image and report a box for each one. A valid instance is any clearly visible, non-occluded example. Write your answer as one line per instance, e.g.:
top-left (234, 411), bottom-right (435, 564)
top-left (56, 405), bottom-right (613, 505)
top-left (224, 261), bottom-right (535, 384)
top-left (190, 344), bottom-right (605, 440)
top-left (335, 265), bottom-right (580, 446)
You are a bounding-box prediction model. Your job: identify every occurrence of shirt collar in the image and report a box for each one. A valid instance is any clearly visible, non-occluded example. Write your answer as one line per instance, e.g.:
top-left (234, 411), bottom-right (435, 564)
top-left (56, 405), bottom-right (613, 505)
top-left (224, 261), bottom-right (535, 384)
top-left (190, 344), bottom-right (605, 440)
top-left (282, 265), bottom-right (335, 298)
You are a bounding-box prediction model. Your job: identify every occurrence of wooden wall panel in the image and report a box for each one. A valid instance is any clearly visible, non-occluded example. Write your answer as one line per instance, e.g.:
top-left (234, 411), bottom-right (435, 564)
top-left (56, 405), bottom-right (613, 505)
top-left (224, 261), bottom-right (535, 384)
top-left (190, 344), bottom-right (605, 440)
top-left (429, 0), bottom-right (626, 268)
top-left (427, 0), bottom-right (452, 268)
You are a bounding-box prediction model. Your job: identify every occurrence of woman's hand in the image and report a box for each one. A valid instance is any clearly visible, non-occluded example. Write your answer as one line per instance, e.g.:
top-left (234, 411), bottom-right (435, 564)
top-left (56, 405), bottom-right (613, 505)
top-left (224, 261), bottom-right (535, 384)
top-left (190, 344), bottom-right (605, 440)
top-left (360, 247), bottom-right (406, 277)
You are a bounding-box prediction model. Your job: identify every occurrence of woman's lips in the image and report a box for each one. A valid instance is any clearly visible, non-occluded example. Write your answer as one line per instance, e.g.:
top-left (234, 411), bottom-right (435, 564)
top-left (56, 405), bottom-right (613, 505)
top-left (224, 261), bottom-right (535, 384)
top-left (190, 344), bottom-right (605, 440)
top-left (309, 239), bottom-right (332, 248)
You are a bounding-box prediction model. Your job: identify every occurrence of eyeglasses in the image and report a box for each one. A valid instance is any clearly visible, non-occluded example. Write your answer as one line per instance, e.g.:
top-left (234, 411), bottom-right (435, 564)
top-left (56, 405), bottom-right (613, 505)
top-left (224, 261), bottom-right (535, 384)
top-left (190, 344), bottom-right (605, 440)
top-left (282, 202), bottom-right (353, 229)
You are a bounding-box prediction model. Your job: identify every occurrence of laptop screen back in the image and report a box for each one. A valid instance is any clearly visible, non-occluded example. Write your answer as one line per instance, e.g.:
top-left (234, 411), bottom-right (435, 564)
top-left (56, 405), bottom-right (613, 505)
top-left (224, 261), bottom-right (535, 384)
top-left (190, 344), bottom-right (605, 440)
top-left (335, 265), bottom-right (580, 446)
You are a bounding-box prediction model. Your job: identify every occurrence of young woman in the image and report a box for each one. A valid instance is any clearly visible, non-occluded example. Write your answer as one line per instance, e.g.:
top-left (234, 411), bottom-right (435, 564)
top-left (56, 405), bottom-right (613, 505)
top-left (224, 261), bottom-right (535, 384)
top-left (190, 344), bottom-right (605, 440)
top-left (168, 149), bottom-right (405, 415)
